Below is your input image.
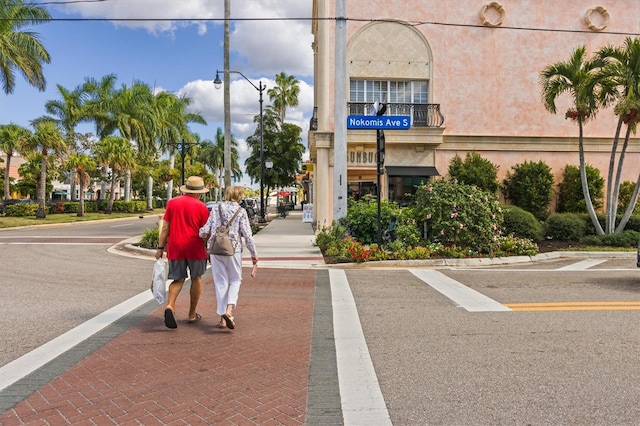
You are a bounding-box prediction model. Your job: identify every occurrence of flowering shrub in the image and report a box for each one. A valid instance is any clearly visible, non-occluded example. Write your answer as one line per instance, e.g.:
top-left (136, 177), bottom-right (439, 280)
top-left (323, 236), bottom-right (377, 263)
top-left (413, 179), bottom-right (504, 254)
top-left (495, 235), bottom-right (539, 257)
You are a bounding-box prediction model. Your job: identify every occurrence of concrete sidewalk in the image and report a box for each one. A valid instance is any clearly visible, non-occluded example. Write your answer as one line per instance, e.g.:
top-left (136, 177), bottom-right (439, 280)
top-left (245, 210), bottom-right (325, 269)
top-left (0, 210), bottom-right (334, 424)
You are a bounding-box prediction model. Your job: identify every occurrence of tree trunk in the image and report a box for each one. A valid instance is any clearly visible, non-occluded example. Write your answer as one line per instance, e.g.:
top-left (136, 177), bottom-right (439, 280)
top-left (124, 169), bottom-right (131, 202)
top-left (610, 126), bottom-right (632, 233)
top-left (605, 118), bottom-right (623, 234)
top-left (578, 118), bottom-right (603, 235)
top-left (615, 172), bottom-right (640, 233)
top-left (77, 174), bottom-right (85, 217)
top-left (167, 154), bottom-right (175, 200)
top-left (36, 153), bottom-right (47, 219)
top-left (146, 175), bottom-right (153, 210)
top-left (106, 174), bottom-right (117, 213)
top-left (3, 153), bottom-right (12, 200)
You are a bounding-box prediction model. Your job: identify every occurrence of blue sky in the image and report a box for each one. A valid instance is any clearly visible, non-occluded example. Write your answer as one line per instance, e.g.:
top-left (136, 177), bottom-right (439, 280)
top-left (0, 0), bottom-right (314, 187)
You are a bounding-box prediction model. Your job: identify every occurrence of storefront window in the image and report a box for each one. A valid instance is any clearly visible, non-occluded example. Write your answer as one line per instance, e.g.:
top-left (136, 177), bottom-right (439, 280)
top-left (348, 181), bottom-right (377, 201)
top-left (388, 175), bottom-right (429, 206)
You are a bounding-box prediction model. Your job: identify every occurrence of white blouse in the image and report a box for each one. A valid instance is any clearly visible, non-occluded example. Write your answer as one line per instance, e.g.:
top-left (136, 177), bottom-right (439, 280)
top-left (199, 201), bottom-right (258, 257)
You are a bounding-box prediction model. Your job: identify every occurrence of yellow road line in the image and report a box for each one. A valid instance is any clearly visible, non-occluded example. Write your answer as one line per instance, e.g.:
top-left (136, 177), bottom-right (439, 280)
top-left (504, 301), bottom-right (640, 311)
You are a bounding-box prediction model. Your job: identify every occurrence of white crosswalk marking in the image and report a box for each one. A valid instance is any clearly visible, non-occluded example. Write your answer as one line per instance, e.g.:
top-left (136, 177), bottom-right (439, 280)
top-left (330, 269), bottom-right (392, 426)
top-left (556, 259), bottom-right (607, 270)
top-left (410, 269), bottom-right (511, 312)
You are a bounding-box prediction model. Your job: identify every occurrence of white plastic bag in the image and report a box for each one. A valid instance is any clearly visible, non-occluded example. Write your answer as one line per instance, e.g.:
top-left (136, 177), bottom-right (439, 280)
top-left (151, 258), bottom-right (167, 304)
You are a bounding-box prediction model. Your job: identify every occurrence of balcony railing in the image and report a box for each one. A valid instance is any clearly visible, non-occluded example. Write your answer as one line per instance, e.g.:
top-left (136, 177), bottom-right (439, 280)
top-left (347, 102), bottom-right (444, 128)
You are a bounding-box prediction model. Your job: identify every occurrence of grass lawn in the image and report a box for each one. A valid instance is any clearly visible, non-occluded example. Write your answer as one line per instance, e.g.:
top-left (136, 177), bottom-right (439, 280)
top-left (0, 210), bottom-right (165, 229)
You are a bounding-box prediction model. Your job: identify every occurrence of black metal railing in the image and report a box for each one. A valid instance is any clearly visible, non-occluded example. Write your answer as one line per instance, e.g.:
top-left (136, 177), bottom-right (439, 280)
top-left (347, 102), bottom-right (444, 127)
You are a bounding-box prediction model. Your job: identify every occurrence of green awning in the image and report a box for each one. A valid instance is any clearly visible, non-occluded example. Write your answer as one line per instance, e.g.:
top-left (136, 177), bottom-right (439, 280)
top-left (385, 166), bottom-right (439, 177)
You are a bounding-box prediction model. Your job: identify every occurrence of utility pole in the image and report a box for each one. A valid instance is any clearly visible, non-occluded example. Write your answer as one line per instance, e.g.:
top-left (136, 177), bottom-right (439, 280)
top-left (333, 0), bottom-right (347, 220)
top-left (223, 0), bottom-right (231, 192)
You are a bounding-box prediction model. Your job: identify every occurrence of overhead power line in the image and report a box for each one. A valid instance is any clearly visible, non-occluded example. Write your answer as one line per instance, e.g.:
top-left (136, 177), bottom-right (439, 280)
top-left (7, 11), bottom-right (640, 37)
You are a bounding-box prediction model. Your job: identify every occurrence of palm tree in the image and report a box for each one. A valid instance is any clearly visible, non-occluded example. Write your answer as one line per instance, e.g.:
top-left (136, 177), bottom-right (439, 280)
top-left (597, 37), bottom-right (640, 233)
top-left (65, 153), bottom-right (96, 217)
top-left (540, 46), bottom-right (616, 235)
top-left (267, 72), bottom-right (300, 122)
top-left (0, 0), bottom-right (51, 95)
top-left (25, 119), bottom-right (67, 219)
top-left (94, 136), bottom-right (136, 213)
top-left (0, 123), bottom-right (30, 199)
top-left (45, 84), bottom-right (91, 200)
top-left (246, 106), bottom-right (304, 190)
top-left (152, 92), bottom-right (206, 199)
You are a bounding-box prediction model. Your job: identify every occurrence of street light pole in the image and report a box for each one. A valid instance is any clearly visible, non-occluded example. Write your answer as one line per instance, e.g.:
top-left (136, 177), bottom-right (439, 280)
top-left (169, 141), bottom-right (197, 186)
top-left (214, 70), bottom-right (267, 223)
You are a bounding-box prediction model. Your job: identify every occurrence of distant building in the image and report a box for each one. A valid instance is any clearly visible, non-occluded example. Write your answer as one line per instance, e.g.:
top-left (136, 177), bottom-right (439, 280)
top-left (308, 1), bottom-right (640, 227)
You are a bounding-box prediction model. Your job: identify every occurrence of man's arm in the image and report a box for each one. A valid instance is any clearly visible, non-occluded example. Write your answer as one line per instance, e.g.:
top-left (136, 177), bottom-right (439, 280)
top-left (155, 219), bottom-right (170, 259)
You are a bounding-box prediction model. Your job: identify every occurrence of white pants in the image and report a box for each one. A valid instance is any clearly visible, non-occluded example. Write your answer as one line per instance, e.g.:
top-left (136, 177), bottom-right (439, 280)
top-left (211, 251), bottom-right (243, 316)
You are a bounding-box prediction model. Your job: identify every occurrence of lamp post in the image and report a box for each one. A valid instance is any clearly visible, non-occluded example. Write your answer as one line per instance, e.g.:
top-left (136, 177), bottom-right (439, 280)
top-left (214, 70), bottom-right (267, 223)
top-left (169, 140), bottom-right (197, 186)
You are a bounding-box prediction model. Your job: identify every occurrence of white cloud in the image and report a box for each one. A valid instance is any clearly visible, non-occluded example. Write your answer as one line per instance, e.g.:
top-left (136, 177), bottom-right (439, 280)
top-left (54, 0), bottom-right (314, 188)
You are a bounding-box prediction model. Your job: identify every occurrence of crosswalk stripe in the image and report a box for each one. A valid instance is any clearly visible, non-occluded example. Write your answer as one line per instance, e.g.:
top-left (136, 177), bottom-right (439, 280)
top-left (556, 259), bottom-right (607, 270)
top-left (504, 301), bottom-right (640, 311)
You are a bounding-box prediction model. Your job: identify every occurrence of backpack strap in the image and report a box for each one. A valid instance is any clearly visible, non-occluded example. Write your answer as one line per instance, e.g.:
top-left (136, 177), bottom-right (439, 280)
top-left (219, 203), bottom-right (242, 225)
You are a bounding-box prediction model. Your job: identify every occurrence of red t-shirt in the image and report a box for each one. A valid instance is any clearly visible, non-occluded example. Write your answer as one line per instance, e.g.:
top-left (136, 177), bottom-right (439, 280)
top-left (163, 195), bottom-right (210, 260)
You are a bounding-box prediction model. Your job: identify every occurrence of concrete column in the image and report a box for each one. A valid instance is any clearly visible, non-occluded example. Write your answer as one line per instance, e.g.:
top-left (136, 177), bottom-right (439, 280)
top-left (314, 133), bottom-right (333, 228)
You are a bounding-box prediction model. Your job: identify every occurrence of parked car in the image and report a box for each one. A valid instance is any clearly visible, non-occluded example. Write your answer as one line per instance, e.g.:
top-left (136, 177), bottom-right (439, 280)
top-left (0, 198), bottom-right (35, 214)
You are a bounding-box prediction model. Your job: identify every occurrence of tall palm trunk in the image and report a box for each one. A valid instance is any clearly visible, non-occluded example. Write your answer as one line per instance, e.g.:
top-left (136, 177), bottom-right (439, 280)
top-left (616, 172), bottom-right (640, 233)
top-left (605, 118), bottom-right (624, 234)
top-left (106, 174), bottom-right (117, 213)
top-left (3, 152), bottom-right (12, 200)
top-left (124, 169), bottom-right (131, 201)
top-left (610, 125), bottom-right (633, 230)
top-left (167, 154), bottom-right (175, 200)
top-left (146, 176), bottom-right (153, 210)
top-left (578, 118), bottom-right (604, 235)
top-left (78, 174), bottom-right (86, 217)
top-left (36, 153), bottom-right (48, 219)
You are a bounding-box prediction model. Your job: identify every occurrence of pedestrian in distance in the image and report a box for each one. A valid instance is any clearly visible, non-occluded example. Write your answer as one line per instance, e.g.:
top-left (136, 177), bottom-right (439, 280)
top-left (155, 175), bottom-right (210, 329)
top-left (200, 185), bottom-right (258, 330)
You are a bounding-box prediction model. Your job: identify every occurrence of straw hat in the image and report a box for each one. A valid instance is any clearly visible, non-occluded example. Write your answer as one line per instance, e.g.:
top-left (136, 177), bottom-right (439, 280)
top-left (179, 176), bottom-right (209, 194)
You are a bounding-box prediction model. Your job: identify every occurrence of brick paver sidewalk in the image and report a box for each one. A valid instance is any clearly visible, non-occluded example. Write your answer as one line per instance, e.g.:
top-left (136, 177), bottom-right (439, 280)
top-left (0, 267), bottom-right (316, 425)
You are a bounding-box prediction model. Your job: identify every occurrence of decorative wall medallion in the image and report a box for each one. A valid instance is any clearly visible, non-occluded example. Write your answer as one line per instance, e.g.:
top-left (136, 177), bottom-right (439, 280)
top-left (480, 2), bottom-right (505, 27)
top-left (584, 6), bottom-right (610, 31)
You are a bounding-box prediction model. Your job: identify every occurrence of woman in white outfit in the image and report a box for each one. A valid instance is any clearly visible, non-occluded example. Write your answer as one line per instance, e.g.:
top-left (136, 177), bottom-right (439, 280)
top-left (199, 185), bottom-right (258, 330)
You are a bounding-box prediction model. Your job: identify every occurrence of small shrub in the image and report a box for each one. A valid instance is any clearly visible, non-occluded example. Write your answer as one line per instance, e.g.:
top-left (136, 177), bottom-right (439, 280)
top-left (495, 235), bottom-right (539, 257)
top-left (314, 222), bottom-right (348, 252)
top-left (545, 213), bottom-right (586, 241)
top-left (502, 205), bottom-right (543, 241)
top-left (342, 198), bottom-right (398, 245)
top-left (5, 203), bottom-right (37, 217)
top-left (580, 230), bottom-right (640, 248)
top-left (448, 152), bottom-right (500, 194)
top-left (138, 228), bottom-right (159, 249)
top-left (557, 164), bottom-right (604, 213)
top-left (502, 160), bottom-right (554, 221)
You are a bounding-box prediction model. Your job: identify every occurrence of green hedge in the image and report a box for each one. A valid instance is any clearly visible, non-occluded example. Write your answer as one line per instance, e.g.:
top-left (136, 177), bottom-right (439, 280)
top-left (5, 203), bottom-right (38, 217)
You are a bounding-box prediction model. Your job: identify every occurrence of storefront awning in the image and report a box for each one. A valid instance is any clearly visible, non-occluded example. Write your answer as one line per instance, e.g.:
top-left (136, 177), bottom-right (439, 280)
top-left (386, 166), bottom-right (439, 177)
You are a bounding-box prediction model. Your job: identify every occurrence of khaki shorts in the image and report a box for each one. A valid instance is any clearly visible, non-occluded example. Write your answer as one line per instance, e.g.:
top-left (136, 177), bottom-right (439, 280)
top-left (167, 258), bottom-right (207, 280)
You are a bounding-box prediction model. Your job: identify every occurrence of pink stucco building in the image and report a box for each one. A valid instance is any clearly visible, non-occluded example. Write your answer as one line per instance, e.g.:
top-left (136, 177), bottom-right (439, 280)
top-left (308, 0), bottom-right (640, 227)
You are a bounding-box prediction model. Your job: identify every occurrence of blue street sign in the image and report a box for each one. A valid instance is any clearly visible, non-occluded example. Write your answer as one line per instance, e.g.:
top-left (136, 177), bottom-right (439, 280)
top-left (347, 115), bottom-right (411, 130)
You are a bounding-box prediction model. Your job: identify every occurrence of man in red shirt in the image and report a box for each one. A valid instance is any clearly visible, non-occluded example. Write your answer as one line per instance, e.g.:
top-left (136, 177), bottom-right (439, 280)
top-left (155, 176), bottom-right (210, 329)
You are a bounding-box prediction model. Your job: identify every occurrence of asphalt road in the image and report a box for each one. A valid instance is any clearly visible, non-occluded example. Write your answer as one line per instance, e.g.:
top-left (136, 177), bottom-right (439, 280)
top-left (3, 217), bottom-right (640, 424)
top-left (0, 215), bottom-right (161, 367)
top-left (347, 258), bottom-right (640, 425)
